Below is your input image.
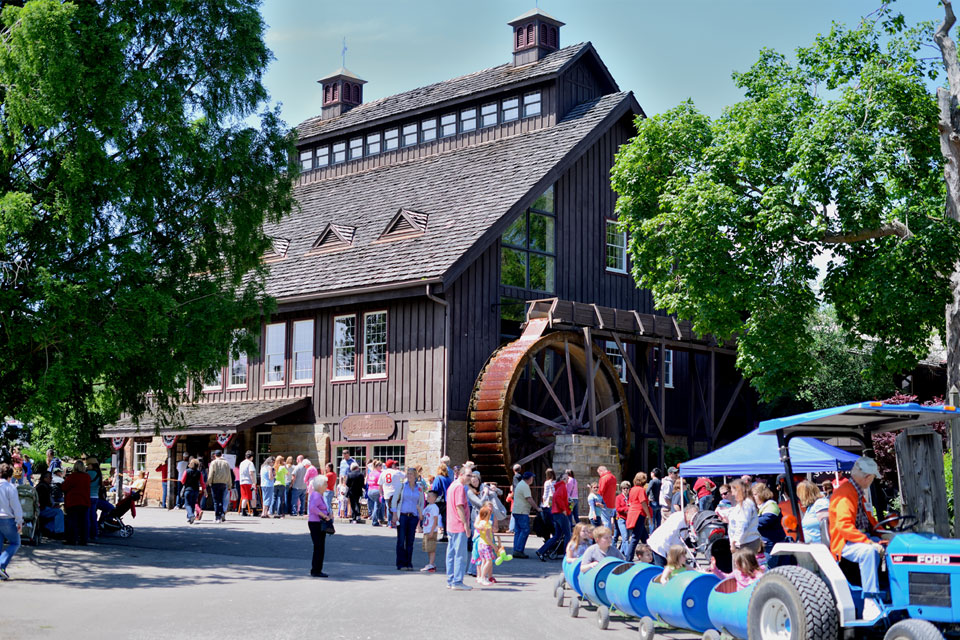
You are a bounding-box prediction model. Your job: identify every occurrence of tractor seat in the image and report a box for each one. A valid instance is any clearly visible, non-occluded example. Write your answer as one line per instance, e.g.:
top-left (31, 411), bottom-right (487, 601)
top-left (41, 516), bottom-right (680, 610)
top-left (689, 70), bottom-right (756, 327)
top-left (820, 517), bottom-right (889, 591)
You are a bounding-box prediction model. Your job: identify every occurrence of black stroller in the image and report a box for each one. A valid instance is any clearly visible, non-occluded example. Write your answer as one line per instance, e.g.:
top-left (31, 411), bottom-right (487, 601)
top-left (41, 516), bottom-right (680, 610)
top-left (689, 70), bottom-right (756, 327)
top-left (689, 509), bottom-right (731, 573)
top-left (99, 491), bottom-right (137, 538)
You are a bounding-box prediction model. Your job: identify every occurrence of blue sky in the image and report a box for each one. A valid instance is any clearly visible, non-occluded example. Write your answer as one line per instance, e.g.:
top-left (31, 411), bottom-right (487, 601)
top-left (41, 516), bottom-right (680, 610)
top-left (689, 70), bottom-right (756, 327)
top-left (258, 0), bottom-right (938, 128)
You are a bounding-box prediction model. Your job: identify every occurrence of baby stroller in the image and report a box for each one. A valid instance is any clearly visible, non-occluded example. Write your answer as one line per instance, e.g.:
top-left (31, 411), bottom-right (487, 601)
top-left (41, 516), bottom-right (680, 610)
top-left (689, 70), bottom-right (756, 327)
top-left (690, 509), bottom-right (731, 573)
top-left (17, 484), bottom-right (41, 546)
top-left (100, 491), bottom-right (136, 538)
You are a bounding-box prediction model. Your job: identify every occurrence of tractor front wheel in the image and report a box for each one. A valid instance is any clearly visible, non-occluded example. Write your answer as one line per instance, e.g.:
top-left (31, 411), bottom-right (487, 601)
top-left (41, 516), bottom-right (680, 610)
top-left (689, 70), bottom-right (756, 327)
top-left (747, 566), bottom-right (838, 640)
top-left (884, 620), bottom-right (943, 640)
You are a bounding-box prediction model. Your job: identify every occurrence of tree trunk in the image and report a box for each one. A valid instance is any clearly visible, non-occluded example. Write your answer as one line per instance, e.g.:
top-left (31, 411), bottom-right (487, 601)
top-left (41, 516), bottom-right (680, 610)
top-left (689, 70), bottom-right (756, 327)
top-left (936, 0), bottom-right (960, 537)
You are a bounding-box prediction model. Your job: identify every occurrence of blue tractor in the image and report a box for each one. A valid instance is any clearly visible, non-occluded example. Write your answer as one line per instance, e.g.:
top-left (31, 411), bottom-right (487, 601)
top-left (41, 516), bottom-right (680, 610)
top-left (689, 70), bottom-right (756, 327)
top-left (751, 402), bottom-right (960, 640)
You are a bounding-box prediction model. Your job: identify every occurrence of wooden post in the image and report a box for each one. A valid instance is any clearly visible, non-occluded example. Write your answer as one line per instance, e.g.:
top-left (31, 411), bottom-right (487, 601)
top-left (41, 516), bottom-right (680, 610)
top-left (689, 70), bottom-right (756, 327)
top-left (584, 327), bottom-right (597, 436)
top-left (895, 427), bottom-right (950, 537)
top-left (950, 385), bottom-right (960, 536)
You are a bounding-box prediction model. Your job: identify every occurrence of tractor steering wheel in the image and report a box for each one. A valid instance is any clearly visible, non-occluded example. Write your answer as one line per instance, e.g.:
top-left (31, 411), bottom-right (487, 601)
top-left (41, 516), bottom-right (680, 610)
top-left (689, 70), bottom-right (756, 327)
top-left (875, 514), bottom-right (918, 532)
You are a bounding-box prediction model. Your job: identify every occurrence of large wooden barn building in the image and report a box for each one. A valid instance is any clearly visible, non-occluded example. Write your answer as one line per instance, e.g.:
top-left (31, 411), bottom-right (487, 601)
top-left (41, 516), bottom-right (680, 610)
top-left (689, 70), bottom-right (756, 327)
top-left (104, 10), bottom-right (753, 497)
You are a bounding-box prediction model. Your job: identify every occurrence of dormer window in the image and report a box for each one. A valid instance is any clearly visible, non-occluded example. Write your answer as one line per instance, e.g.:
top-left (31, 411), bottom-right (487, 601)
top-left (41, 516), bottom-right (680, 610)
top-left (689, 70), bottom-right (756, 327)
top-left (441, 113), bottom-right (457, 137)
top-left (366, 132), bottom-right (381, 155)
top-left (349, 137), bottom-right (363, 160)
top-left (524, 92), bottom-right (542, 117)
top-left (460, 108), bottom-right (477, 132)
top-left (502, 97), bottom-right (519, 122)
top-left (481, 103), bottom-right (498, 128)
top-left (421, 118), bottom-right (437, 143)
top-left (312, 223), bottom-right (356, 254)
top-left (402, 123), bottom-right (418, 147)
top-left (379, 208), bottom-right (428, 241)
top-left (332, 141), bottom-right (346, 164)
top-left (384, 128), bottom-right (399, 151)
top-left (299, 150), bottom-right (313, 171)
top-left (316, 146), bottom-right (329, 167)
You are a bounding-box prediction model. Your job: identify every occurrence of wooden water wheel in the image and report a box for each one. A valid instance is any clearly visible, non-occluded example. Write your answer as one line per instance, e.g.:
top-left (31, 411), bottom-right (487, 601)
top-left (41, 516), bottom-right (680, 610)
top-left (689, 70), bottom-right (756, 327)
top-left (467, 319), bottom-right (630, 485)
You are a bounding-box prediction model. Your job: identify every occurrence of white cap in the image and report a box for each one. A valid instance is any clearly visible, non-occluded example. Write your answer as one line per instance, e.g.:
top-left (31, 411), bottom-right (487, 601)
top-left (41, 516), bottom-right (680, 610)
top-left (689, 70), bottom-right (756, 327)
top-left (853, 456), bottom-right (879, 477)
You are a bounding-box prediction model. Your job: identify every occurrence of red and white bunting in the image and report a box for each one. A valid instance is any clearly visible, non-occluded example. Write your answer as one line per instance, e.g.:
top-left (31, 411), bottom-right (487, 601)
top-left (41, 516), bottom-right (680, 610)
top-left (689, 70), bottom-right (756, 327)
top-left (110, 437), bottom-right (127, 451)
top-left (161, 435), bottom-right (178, 449)
top-left (216, 433), bottom-right (234, 448)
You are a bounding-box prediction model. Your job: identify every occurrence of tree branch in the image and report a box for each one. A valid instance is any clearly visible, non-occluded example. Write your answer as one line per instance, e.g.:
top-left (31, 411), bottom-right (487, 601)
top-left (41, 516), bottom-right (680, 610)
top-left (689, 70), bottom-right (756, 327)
top-left (821, 221), bottom-right (912, 244)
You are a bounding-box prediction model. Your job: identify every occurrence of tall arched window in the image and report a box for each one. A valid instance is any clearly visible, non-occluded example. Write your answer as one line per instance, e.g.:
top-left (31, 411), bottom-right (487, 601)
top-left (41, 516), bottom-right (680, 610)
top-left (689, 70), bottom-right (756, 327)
top-left (516, 27), bottom-right (523, 49)
top-left (324, 85), bottom-right (331, 104)
top-left (332, 83), bottom-right (339, 101)
top-left (540, 23), bottom-right (548, 46)
top-left (526, 24), bottom-right (534, 47)
top-left (549, 26), bottom-right (558, 48)
top-left (353, 84), bottom-right (361, 103)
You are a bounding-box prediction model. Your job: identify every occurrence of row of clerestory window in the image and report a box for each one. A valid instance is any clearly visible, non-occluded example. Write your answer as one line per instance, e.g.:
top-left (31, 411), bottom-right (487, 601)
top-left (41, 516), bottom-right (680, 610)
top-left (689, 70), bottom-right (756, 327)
top-left (299, 91), bottom-right (542, 172)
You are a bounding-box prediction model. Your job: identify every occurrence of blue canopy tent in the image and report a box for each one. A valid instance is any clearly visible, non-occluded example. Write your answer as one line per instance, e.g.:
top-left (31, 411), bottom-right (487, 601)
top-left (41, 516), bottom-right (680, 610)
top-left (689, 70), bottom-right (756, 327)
top-left (678, 429), bottom-right (860, 477)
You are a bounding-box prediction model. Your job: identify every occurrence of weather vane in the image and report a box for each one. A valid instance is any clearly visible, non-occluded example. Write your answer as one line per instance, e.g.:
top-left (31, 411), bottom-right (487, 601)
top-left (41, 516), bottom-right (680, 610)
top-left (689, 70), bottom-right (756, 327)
top-left (341, 37), bottom-right (347, 68)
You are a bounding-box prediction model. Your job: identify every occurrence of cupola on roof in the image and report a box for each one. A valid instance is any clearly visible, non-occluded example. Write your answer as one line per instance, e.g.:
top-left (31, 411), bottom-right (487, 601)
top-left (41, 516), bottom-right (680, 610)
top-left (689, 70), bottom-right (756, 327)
top-left (509, 7), bottom-right (564, 67)
top-left (318, 66), bottom-right (367, 121)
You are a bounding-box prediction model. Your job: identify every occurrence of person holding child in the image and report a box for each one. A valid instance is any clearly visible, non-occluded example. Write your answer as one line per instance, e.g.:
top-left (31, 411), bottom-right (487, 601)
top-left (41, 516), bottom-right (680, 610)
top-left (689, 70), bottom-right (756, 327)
top-left (579, 525), bottom-right (625, 572)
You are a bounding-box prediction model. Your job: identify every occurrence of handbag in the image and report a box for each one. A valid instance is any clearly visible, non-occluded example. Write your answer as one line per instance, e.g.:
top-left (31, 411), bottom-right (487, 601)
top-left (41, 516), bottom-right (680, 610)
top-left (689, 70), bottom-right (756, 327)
top-left (319, 518), bottom-right (336, 535)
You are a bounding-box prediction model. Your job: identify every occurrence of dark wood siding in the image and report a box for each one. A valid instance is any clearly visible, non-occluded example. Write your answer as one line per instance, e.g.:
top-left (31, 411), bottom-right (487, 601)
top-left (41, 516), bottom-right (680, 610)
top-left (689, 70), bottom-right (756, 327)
top-left (559, 59), bottom-right (603, 118)
top-left (196, 298), bottom-right (444, 423)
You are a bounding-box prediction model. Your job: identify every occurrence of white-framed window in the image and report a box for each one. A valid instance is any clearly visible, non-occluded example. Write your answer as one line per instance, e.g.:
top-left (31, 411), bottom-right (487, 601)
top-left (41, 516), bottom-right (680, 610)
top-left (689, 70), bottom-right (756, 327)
top-left (293, 319), bottom-right (314, 383)
top-left (654, 348), bottom-right (674, 389)
top-left (202, 368), bottom-right (223, 391)
top-left (523, 91), bottom-right (542, 117)
top-left (502, 97), bottom-right (519, 122)
top-left (366, 132), bottom-right (381, 156)
top-left (316, 146), bottom-right (329, 167)
top-left (264, 322), bottom-right (286, 385)
top-left (460, 107), bottom-right (477, 132)
top-left (372, 444), bottom-right (405, 469)
top-left (229, 352), bottom-right (248, 388)
top-left (440, 113), bottom-right (457, 137)
top-left (605, 341), bottom-right (627, 383)
top-left (402, 123), bottom-right (418, 147)
top-left (299, 150), bottom-right (313, 171)
top-left (363, 311), bottom-right (388, 379)
top-left (420, 118), bottom-right (437, 142)
top-left (384, 128), bottom-right (399, 151)
top-left (333, 314), bottom-right (357, 381)
top-left (349, 137), bottom-right (363, 160)
top-left (135, 442), bottom-right (147, 472)
top-left (605, 219), bottom-right (627, 273)
top-left (332, 142), bottom-right (346, 164)
top-left (481, 102), bottom-right (498, 128)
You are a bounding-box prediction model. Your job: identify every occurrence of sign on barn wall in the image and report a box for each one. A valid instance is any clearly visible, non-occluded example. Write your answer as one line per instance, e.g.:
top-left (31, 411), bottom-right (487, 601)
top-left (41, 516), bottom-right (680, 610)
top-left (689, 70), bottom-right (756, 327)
top-left (340, 413), bottom-right (396, 441)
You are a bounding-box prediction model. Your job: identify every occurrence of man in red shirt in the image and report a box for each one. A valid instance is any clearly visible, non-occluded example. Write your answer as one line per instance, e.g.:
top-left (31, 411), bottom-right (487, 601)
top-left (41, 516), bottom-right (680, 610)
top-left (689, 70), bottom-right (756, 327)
top-left (597, 466), bottom-right (618, 530)
top-left (692, 476), bottom-right (716, 511)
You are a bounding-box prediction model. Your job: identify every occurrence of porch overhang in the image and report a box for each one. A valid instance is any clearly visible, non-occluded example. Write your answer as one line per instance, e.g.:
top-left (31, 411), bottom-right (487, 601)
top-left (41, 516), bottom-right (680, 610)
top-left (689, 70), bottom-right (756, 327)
top-left (100, 398), bottom-right (314, 439)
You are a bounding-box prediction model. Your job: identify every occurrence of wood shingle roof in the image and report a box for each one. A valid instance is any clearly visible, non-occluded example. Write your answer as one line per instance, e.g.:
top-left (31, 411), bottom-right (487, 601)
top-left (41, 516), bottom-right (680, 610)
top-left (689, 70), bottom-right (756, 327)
top-left (264, 91), bottom-right (636, 301)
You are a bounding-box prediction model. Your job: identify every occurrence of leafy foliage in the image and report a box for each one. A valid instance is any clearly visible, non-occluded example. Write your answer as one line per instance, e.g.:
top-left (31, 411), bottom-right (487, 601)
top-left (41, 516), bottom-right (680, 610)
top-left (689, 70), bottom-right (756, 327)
top-left (0, 2), bottom-right (297, 444)
top-left (611, 11), bottom-right (960, 402)
top-left (870, 392), bottom-right (948, 478)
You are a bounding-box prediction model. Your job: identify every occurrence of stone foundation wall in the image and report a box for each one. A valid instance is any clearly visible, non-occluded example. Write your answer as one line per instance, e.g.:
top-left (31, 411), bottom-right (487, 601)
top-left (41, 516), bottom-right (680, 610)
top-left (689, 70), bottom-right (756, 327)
top-left (271, 423), bottom-right (331, 469)
top-left (407, 420), bottom-right (443, 473)
top-left (144, 438), bottom-right (172, 505)
top-left (552, 434), bottom-right (622, 507)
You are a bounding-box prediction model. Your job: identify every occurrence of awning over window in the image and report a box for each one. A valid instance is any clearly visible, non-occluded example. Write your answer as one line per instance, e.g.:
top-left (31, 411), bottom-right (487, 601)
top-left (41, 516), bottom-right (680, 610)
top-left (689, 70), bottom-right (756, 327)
top-left (100, 398), bottom-right (313, 438)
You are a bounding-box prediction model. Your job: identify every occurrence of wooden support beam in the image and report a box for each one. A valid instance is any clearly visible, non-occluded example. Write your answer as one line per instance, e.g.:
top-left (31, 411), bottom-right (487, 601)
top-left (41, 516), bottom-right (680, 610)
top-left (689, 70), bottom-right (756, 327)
top-left (564, 337), bottom-right (576, 419)
top-left (659, 337), bottom-right (667, 439)
top-left (611, 333), bottom-right (664, 438)
top-left (515, 442), bottom-right (556, 467)
top-left (595, 401), bottom-right (622, 422)
top-left (632, 310), bottom-right (645, 335)
top-left (530, 358), bottom-right (570, 424)
top-left (593, 304), bottom-right (605, 329)
top-left (511, 405), bottom-right (564, 430)
top-left (584, 327), bottom-right (598, 436)
top-left (713, 377), bottom-right (745, 440)
top-left (709, 351), bottom-right (716, 444)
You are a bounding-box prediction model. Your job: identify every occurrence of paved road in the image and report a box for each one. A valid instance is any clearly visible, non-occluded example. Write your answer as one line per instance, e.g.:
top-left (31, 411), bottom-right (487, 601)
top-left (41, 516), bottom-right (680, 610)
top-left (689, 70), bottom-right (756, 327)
top-left (2, 507), bottom-right (698, 640)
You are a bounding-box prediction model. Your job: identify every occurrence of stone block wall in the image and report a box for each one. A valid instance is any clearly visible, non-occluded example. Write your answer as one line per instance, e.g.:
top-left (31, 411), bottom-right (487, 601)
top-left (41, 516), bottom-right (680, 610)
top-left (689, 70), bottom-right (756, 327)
top-left (552, 434), bottom-right (622, 507)
top-left (144, 438), bottom-right (172, 504)
top-left (271, 423), bottom-right (330, 469)
top-left (407, 420), bottom-right (442, 473)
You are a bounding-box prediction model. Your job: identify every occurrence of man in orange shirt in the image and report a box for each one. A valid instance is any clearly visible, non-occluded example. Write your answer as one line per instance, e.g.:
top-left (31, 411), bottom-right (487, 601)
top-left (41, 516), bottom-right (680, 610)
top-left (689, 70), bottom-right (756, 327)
top-left (828, 456), bottom-right (883, 621)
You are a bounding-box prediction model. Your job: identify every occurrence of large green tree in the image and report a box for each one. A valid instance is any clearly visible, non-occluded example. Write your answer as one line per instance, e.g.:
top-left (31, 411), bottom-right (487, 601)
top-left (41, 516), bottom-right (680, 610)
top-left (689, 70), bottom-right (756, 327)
top-left (0, 0), bottom-right (297, 454)
top-left (611, 8), bottom-right (960, 403)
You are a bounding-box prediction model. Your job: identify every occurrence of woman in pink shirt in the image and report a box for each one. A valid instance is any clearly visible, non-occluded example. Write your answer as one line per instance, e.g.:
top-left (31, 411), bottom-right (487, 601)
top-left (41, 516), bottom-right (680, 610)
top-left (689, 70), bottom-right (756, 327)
top-left (366, 461), bottom-right (383, 526)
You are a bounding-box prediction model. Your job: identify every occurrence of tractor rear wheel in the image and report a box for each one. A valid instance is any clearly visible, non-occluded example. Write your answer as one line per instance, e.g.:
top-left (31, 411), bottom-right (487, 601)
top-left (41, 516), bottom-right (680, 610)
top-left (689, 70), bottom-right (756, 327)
top-left (884, 620), bottom-right (943, 640)
top-left (747, 566), bottom-right (837, 640)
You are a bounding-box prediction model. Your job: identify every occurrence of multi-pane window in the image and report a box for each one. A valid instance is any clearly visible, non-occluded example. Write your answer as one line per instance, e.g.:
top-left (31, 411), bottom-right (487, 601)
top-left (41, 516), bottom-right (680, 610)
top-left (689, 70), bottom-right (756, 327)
top-left (135, 442), bottom-right (147, 472)
top-left (363, 311), bottom-right (388, 379)
top-left (481, 102), bottom-right (498, 128)
top-left (605, 341), bottom-right (627, 382)
top-left (332, 142), bottom-right (346, 164)
top-left (441, 113), bottom-right (457, 137)
top-left (500, 185), bottom-right (556, 293)
top-left (229, 352), bottom-right (248, 387)
top-left (333, 314), bottom-right (357, 380)
top-left (265, 322), bottom-right (285, 385)
top-left (299, 150), bottom-right (313, 171)
top-left (336, 446), bottom-right (366, 470)
top-left (402, 123), bottom-right (418, 147)
top-left (316, 146), bottom-right (330, 168)
top-left (366, 132), bottom-right (381, 156)
top-left (654, 348), bottom-right (674, 388)
top-left (523, 91), bottom-right (542, 117)
top-left (293, 320), bottom-right (314, 383)
top-left (420, 118), bottom-right (437, 143)
top-left (502, 97), bottom-right (519, 122)
top-left (372, 445), bottom-right (405, 469)
top-left (384, 128), bottom-right (399, 151)
top-left (349, 137), bottom-right (363, 160)
top-left (203, 368), bottom-right (223, 391)
top-left (606, 220), bottom-right (628, 273)
top-left (460, 108), bottom-right (477, 132)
